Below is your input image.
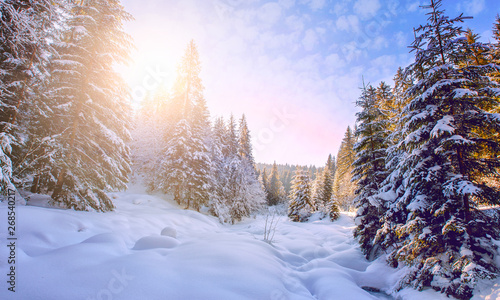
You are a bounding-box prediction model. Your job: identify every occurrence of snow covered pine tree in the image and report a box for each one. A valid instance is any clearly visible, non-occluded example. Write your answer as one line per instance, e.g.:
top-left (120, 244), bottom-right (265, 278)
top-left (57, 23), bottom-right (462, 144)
top-left (0, 0), bottom-right (59, 194)
top-left (352, 84), bottom-right (390, 259)
top-left (333, 126), bottom-right (357, 210)
top-left (47, 0), bottom-right (133, 211)
top-left (375, 1), bottom-right (500, 298)
top-left (267, 161), bottom-right (286, 206)
top-left (288, 168), bottom-right (314, 222)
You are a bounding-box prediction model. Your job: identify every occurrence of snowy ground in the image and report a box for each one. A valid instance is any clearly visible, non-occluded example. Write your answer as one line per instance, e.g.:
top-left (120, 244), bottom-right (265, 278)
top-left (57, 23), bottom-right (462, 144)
top-left (0, 187), bottom-right (498, 300)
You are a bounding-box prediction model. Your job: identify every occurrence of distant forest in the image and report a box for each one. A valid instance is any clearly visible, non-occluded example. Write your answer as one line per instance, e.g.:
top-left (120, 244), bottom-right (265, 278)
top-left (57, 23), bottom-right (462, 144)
top-left (256, 162), bottom-right (327, 194)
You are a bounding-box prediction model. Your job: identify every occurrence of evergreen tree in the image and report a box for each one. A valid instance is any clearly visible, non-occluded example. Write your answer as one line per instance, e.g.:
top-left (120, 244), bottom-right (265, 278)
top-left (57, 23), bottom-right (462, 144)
top-left (44, 0), bottom-right (132, 211)
top-left (489, 16), bottom-right (500, 107)
top-left (267, 161), bottom-right (286, 206)
top-left (376, 2), bottom-right (500, 298)
top-left (282, 169), bottom-right (292, 194)
top-left (159, 119), bottom-right (193, 206)
top-left (319, 165), bottom-right (334, 209)
top-left (333, 126), bottom-right (356, 210)
top-left (160, 40), bottom-right (211, 211)
top-left (312, 158), bottom-right (334, 210)
top-left (187, 126), bottom-right (211, 211)
top-left (352, 84), bottom-right (390, 259)
top-left (208, 116), bottom-right (264, 223)
top-left (0, 0), bottom-right (60, 194)
top-left (460, 29), bottom-right (489, 67)
top-left (208, 117), bottom-right (231, 223)
top-left (312, 158), bottom-right (340, 221)
top-left (288, 168), bottom-right (314, 222)
top-left (230, 114), bottom-right (265, 221)
top-left (172, 39), bottom-right (208, 129)
top-left (326, 154), bottom-right (336, 178)
top-left (259, 167), bottom-right (269, 198)
top-left (311, 169), bottom-right (324, 209)
top-left (238, 114), bottom-right (254, 165)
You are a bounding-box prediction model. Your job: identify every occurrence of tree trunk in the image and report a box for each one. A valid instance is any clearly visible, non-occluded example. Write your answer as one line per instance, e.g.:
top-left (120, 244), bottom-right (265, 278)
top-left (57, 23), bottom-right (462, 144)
top-left (51, 169), bottom-right (66, 200)
top-left (174, 186), bottom-right (181, 204)
top-left (30, 174), bottom-right (40, 193)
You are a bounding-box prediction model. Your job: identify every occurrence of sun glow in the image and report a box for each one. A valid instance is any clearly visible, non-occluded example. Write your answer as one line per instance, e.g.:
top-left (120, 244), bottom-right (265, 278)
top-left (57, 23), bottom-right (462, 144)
top-left (117, 12), bottom-right (201, 109)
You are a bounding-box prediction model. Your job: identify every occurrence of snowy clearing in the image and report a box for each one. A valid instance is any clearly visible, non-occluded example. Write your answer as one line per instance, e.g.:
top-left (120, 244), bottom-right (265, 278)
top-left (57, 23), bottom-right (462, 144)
top-left (0, 188), bottom-right (498, 300)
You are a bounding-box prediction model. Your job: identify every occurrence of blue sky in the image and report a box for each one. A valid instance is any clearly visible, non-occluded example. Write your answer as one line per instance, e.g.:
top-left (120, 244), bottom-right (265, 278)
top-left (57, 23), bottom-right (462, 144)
top-left (119, 0), bottom-right (500, 166)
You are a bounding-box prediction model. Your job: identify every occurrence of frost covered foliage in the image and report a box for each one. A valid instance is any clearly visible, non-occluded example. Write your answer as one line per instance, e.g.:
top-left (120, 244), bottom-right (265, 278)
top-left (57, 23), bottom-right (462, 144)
top-left (352, 84), bottom-right (391, 259)
top-left (0, 0), bottom-right (60, 193)
top-left (157, 41), bottom-right (212, 212)
top-left (371, 1), bottom-right (500, 298)
top-left (0, 0), bottom-right (132, 211)
top-left (311, 156), bottom-right (340, 221)
top-left (208, 116), bottom-right (265, 224)
top-left (333, 126), bottom-right (357, 210)
top-left (134, 42), bottom-right (264, 223)
top-left (327, 200), bottom-right (340, 221)
top-left (266, 161), bottom-right (287, 206)
top-left (288, 169), bottom-right (314, 222)
top-left (43, 0), bottom-right (133, 212)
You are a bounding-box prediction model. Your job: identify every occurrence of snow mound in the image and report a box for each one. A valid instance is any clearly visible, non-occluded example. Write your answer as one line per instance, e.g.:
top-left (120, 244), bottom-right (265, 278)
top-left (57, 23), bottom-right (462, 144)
top-left (132, 235), bottom-right (180, 250)
top-left (160, 226), bottom-right (177, 238)
top-left (1, 190), bottom-right (495, 299)
top-left (82, 233), bottom-right (124, 245)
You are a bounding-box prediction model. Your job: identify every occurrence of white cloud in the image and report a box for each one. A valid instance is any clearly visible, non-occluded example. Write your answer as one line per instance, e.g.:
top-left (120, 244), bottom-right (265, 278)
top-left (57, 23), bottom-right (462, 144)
top-left (302, 29), bottom-right (318, 51)
top-left (285, 15), bottom-right (305, 32)
top-left (335, 15), bottom-right (360, 34)
top-left (300, 0), bottom-right (326, 11)
top-left (332, 1), bottom-right (349, 16)
top-left (257, 2), bottom-right (282, 26)
top-left (371, 36), bottom-right (387, 50)
top-left (394, 31), bottom-right (407, 48)
top-left (309, 0), bottom-right (326, 11)
top-left (459, 0), bottom-right (485, 16)
top-left (407, 1), bottom-right (420, 12)
top-left (338, 41), bottom-right (364, 62)
top-left (353, 0), bottom-right (381, 19)
top-left (325, 53), bottom-right (346, 70)
top-left (278, 0), bottom-right (295, 9)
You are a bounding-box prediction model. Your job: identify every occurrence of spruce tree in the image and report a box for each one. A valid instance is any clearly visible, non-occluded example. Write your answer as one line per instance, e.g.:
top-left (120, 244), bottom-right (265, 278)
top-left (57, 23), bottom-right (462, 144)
top-left (238, 114), bottom-right (254, 165)
top-left (333, 126), bottom-right (356, 210)
top-left (208, 116), bottom-right (264, 223)
top-left (236, 114), bottom-right (265, 215)
top-left (172, 39), bottom-right (209, 130)
top-left (159, 120), bottom-right (193, 206)
top-left (208, 117), bottom-right (231, 222)
top-left (161, 40), bottom-right (211, 211)
top-left (0, 0), bottom-right (60, 194)
top-left (267, 161), bottom-right (286, 206)
top-left (45, 0), bottom-right (132, 211)
top-left (326, 154), bottom-right (336, 178)
top-left (259, 168), bottom-right (269, 199)
top-left (311, 169), bottom-right (324, 210)
top-left (288, 168), bottom-right (314, 222)
top-left (187, 127), bottom-right (211, 211)
top-left (377, 2), bottom-right (500, 297)
top-left (352, 84), bottom-right (390, 259)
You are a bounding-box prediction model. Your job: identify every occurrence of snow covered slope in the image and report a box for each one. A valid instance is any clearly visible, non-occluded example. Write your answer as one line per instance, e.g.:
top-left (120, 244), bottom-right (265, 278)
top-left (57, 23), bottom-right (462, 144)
top-left (0, 190), bottom-right (497, 299)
